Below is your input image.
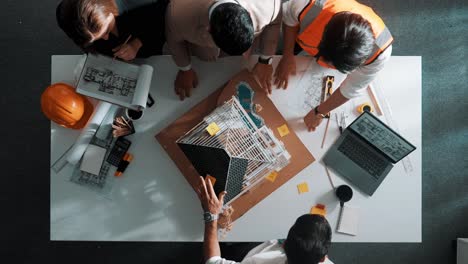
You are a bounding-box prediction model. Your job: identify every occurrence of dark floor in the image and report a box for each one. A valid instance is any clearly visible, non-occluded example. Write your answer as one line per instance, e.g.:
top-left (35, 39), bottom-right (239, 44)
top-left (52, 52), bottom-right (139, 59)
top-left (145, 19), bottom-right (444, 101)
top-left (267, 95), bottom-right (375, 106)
top-left (1, 0), bottom-right (467, 263)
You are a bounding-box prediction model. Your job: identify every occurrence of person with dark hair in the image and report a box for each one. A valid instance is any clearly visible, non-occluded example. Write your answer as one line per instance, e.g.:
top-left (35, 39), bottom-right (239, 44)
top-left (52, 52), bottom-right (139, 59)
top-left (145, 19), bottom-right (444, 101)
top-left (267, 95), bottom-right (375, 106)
top-left (166, 0), bottom-right (282, 101)
top-left (56, 0), bottom-right (167, 60)
top-left (284, 214), bottom-right (332, 264)
top-left (275, 0), bottom-right (393, 132)
top-left (196, 176), bottom-right (334, 264)
top-left (209, 4), bottom-right (254, 57)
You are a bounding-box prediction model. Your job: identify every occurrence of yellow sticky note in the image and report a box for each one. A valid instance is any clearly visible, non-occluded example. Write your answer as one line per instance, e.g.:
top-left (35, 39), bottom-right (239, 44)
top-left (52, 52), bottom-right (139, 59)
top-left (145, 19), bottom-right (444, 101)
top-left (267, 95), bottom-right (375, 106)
top-left (310, 204), bottom-right (327, 216)
top-left (265, 171), bottom-right (278, 182)
top-left (206, 175), bottom-right (216, 186)
top-left (297, 182), bottom-right (309, 194)
top-left (277, 124), bottom-right (290, 137)
top-left (206, 122), bottom-right (220, 136)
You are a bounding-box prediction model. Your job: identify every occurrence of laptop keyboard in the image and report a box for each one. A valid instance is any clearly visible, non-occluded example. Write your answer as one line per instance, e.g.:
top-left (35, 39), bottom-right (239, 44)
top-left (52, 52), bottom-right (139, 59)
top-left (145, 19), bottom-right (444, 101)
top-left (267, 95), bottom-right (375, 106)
top-left (338, 135), bottom-right (388, 179)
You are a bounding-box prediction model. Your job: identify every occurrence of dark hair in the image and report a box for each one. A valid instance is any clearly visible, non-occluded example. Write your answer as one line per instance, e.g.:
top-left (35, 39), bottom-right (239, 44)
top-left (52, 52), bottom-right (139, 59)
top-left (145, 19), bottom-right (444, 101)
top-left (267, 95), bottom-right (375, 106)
top-left (284, 214), bottom-right (332, 264)
top-left (318, 11), bottom-right (374, 73)
top-left (56, 0), bottom-right (118, 49)
top-left (209, 3), bottom-right (254, 55)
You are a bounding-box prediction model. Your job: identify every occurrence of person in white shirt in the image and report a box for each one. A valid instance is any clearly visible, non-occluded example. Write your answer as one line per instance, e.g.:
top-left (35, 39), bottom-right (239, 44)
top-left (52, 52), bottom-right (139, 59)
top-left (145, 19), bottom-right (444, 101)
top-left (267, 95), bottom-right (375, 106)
top-left (166, 0), bottom-right (282, 100)
top-left (196, 176), bottom-right (334, 264)
top-left (274, 0), bottom-right (393, 132)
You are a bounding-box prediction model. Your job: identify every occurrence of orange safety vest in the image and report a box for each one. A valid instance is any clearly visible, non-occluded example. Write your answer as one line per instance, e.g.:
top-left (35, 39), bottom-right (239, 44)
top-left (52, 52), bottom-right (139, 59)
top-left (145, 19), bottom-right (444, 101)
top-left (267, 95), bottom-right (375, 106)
top-left (296, 0), bottom-right (393, 68)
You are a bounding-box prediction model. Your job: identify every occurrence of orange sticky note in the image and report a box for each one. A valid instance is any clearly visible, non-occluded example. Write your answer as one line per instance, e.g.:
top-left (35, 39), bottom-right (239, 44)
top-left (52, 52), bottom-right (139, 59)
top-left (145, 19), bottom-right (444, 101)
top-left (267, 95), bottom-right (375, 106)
top-left (277, 124), bottom-right (290, 137)
top-left (297, 182), bottom-right (309, 194)
top-left (311, 204), bottom-right (327, 216)
top-left (206, 122), bottom-right (220, 136)
top-left (265, 171), bottom-right (278, 182)
top-left (206, 175), bottom-right (216, 185)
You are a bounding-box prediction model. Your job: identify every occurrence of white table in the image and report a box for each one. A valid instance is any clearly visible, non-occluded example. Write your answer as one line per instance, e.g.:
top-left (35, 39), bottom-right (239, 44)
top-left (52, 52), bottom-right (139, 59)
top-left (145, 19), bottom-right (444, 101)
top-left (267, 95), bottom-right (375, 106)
top-left (51, 55), bottom-right (421, 242)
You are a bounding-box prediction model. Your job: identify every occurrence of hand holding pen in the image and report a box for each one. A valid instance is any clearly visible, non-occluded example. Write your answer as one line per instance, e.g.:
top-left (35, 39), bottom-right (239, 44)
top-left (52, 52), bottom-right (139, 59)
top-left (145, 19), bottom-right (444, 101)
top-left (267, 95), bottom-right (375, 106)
top-left (112, 35), bottom-right (142, 61)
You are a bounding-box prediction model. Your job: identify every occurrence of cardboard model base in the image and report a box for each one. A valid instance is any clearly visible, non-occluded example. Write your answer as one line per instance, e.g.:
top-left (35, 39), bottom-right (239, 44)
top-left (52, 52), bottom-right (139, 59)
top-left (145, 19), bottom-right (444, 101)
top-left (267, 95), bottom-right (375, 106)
top-left (156, 70), bottom-right (315, 222)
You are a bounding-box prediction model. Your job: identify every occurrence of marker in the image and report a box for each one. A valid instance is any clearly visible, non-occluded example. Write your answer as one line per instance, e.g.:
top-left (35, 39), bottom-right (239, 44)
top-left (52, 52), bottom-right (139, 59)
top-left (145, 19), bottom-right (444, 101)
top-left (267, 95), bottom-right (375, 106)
top-left (114, 153), bottom-right (133, 177)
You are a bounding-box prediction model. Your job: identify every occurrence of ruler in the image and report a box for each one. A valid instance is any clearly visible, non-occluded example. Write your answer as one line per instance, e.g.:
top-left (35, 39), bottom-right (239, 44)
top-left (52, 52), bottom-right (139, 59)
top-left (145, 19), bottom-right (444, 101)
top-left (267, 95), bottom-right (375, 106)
top-left (368, 83), bottom-right (414, 174)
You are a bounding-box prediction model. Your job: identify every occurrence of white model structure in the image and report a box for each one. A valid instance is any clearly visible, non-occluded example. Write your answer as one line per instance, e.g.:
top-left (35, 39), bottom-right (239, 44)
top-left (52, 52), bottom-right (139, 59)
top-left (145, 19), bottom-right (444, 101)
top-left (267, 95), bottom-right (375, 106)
top-left (177, 97), bottom-right (291, 204)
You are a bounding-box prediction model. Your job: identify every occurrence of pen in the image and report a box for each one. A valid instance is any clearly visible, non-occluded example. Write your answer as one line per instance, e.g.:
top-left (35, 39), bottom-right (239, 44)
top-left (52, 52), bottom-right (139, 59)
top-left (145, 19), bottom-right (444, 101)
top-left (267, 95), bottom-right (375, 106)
top-left (340, 112), bottom-right (346, 132)
top-left (335, 113), bottom-right (342, 134)
top-left (113, 34), bottom-right (132, 60)
top-left (335, 113), bottom-right (343, 134)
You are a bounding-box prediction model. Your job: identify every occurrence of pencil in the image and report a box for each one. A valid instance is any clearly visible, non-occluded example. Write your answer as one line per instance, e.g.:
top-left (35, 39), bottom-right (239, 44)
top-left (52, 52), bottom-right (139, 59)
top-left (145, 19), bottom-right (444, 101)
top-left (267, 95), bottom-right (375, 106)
top-left (113, 34), bottom-right (132, 60)
top-left (367, 85), bottom-right (383, 116)
top-left (321, 117), bottom-right (331, 148)
top-left (324, 166), bottom-right (335, 189)
top-left (121, 116), bottom-right (131, 127)
top-left (115, 119), bottom-right (126, 127)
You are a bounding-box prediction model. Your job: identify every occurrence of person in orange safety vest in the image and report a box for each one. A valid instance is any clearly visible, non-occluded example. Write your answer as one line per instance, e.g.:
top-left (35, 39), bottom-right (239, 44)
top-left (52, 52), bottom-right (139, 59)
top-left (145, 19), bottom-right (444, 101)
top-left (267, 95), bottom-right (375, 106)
top-left (274, 0), bottom-right (393, 132)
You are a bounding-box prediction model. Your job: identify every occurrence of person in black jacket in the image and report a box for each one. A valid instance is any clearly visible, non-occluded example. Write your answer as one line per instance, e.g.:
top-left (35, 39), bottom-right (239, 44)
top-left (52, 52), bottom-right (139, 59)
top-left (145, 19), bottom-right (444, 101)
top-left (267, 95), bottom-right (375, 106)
top-left (56, 0), bottom-right (167, 60)
top-left (115, 0), bottom-right (157, 14)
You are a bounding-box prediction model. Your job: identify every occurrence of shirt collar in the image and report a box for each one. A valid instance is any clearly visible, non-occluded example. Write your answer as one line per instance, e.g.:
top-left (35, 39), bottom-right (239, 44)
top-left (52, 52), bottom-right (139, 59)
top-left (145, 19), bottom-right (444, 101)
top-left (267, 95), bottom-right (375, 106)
top-left (208, 0), bottom-right (239, 21)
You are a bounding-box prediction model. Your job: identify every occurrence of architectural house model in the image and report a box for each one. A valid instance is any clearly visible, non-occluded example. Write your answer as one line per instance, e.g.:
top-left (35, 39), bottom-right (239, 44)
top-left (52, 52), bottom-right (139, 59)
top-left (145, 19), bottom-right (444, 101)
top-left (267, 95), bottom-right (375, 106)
top-left (177, 88), bottom-right (291, 204)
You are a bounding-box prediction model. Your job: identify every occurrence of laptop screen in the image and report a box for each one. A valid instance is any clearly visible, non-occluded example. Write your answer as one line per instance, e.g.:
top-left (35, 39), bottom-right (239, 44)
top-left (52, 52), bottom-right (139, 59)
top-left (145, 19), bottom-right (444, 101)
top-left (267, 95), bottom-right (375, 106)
top-left (348, 112), bottom-right (416, 163)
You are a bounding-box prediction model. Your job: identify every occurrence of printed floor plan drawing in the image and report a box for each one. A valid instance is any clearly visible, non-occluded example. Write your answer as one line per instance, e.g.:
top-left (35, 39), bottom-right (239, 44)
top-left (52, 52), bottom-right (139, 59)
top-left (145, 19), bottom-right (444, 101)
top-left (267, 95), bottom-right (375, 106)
top-left (83, 67), bottom-right (137, 97)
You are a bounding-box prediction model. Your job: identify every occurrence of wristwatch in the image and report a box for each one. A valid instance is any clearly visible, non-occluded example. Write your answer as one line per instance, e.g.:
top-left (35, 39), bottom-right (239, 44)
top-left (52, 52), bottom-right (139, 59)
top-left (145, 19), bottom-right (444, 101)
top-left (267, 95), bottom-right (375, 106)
top-left (203, 211), bottom-right (219, 223)
top-left (258, 56), bottom-right (273, 65)
top-left (314, 106), bottom-right (328, 118)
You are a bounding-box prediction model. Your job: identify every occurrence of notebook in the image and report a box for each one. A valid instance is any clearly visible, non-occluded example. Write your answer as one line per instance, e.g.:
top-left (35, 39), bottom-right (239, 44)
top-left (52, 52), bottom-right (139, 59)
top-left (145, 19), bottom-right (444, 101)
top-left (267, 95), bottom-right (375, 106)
top-left (336, 204), bottom-right (359, 236)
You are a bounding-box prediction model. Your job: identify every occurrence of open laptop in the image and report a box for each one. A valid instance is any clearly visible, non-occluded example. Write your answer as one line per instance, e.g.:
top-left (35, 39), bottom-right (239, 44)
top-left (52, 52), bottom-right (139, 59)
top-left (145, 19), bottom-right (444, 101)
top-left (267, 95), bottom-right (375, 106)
top-left (323, 111), bottom-right (416, 196)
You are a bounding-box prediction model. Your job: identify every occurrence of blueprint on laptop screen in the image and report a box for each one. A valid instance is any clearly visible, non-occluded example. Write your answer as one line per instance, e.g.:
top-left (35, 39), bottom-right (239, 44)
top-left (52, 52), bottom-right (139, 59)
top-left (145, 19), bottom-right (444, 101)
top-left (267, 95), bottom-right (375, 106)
top-left (349, 113), bottom-right (415, 162)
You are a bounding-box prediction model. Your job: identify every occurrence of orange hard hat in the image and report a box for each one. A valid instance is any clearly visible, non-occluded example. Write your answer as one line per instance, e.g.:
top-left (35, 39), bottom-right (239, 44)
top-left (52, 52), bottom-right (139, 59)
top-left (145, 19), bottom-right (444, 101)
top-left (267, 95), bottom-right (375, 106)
top-left (41, 83), bottom-right (93, 129)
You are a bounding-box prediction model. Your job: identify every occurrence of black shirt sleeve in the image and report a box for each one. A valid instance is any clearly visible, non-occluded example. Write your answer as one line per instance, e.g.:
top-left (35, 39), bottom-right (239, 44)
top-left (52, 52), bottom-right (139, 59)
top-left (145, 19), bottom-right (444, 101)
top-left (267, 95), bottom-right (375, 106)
top-left (116, 0), bottom-right (159, 14)
top-left (117, 0), bottom-right (168, 57)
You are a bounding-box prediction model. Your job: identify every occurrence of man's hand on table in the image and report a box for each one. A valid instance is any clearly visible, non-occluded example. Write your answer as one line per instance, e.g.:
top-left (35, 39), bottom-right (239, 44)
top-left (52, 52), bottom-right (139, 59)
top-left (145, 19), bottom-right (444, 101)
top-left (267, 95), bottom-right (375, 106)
top-left (196, 176), bottom-right (226, 215)
top-left (304, 107), bottom-right (324, 132)
top-left (274, 54), bottom-right (296, 89)
top-left (175, 69), bottom-right (199, 101)
top-left (198, 176), bottom-right (225, 262)
top-left (252, 63), bottom-right (274, 95)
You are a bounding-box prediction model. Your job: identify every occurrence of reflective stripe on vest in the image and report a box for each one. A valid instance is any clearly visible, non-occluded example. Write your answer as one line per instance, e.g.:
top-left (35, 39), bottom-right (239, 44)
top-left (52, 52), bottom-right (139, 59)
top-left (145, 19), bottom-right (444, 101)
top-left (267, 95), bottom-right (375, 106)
top-left (297, 0), bottom-right (393, 66)
top-left (298, 0), bottom-right (326, 35)
top-left (367, 26), bottom-right (393, 63)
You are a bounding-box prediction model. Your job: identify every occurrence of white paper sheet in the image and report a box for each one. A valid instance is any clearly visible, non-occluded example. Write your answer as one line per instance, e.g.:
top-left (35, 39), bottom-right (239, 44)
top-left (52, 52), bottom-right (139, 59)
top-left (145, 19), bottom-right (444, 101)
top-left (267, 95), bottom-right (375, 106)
top-left (79, 144), bottom-right (107, 175)
top-left (132, 64), bottom-right (154, 109)
top-left (336, 205), bottom-right (360, 236)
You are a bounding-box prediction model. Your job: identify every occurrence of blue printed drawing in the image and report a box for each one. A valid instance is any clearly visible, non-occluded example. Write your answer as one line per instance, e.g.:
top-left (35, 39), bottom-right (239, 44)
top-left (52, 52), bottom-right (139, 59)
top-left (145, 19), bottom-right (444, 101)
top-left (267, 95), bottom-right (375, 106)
top-left (236, 82), bottom-right (265, 128)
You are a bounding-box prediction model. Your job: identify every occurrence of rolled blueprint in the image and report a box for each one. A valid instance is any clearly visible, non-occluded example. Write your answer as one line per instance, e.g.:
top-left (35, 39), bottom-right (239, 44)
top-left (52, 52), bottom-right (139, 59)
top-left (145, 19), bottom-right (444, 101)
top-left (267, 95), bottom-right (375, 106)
top-left (65, 101), bottom-right (112, 165)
